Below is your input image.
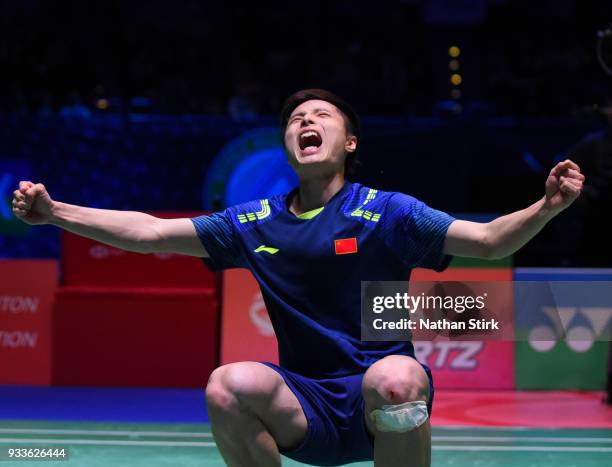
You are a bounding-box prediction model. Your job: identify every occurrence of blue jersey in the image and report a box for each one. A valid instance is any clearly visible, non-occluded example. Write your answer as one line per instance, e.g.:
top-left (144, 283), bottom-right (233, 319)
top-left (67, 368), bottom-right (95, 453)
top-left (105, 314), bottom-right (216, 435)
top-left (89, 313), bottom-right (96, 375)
top-left (191, 182), bottom-right (455, 378)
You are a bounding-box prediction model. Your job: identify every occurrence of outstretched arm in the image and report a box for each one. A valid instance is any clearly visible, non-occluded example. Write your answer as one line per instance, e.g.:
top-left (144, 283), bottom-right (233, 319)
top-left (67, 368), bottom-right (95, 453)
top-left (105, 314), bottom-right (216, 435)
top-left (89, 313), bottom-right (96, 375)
top-left (12, 181), bottom-right (208, 257)
top-left (443, 159), bottom-right (584, 260)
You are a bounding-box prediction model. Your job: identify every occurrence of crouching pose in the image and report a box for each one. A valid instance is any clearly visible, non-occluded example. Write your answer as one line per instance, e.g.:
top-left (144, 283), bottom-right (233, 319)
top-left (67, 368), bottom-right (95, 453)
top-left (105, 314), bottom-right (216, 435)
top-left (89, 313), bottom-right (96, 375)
top-left (13, 89), bottom-right (584, 466)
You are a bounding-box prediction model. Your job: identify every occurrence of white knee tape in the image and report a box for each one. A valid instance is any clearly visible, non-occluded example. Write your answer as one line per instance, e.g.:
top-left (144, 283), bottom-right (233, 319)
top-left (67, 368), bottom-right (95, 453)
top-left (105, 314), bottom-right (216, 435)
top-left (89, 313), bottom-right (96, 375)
top-left (369, 400), bottom-right (429, 433)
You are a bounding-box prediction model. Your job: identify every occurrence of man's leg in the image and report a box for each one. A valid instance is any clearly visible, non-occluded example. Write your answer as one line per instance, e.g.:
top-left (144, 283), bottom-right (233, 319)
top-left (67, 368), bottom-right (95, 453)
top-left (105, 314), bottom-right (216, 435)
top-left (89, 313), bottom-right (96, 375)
top-left (362, 355), bottom-right (431, 467)
top-left (205, 362), bottom-right (308, 467)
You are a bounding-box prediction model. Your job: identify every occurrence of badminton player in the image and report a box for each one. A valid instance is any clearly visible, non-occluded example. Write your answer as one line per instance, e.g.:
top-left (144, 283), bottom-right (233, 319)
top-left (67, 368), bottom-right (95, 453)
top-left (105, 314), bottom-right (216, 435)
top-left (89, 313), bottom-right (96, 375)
top-left (12, 89), bottom-right (584, 467)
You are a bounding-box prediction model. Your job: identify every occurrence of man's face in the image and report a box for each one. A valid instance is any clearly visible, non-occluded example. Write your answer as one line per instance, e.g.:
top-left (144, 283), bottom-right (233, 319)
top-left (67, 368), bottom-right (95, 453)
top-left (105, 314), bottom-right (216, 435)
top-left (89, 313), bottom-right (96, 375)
top-left (284, 99), bottom-right (357, 176)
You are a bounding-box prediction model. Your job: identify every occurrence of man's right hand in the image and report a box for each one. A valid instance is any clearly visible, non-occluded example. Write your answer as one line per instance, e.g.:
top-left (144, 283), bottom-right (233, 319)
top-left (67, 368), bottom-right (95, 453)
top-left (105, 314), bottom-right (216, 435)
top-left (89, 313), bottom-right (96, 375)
top-left (12, 181), bottom-right (56, 225)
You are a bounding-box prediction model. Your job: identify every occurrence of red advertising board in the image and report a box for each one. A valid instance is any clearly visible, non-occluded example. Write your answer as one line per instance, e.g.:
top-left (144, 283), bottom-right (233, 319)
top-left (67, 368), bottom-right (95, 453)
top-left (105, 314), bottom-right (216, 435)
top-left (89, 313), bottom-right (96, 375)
top-left (0, 260), bottom-right (57, 385)
top-left (221, 269), bottom-right (279, 365)
top-left (412, 268), bottom-right (514, 388)
top-left (221, 267), bottom-right (515, 389)
top-left (61, 212), bottom-right (216, 289)
top-left (53, 286), bottom-right (218, 387)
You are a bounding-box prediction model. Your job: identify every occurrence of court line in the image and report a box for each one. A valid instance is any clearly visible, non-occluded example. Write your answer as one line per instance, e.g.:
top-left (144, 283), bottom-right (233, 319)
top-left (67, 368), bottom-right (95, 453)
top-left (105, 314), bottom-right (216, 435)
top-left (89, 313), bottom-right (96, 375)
top-left (1, 438), bottom-right (611, 452)
top-left (0, 428), bottom-right (213, 438)
top-left (0, 438), bottom-right (216, 447)
top-left (432, 435), bottom-right (612, 443)
top-left (435, 425), bottom-right (612, 431)
top-left (434, 445), bottom-right (612, 452)
top-left (0, 429), bottom-right (609, 444)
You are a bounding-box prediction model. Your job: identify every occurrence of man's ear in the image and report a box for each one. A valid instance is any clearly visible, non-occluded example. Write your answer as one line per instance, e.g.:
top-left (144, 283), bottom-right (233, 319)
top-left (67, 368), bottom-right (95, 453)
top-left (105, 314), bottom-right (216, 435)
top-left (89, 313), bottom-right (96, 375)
top-left (345, 135), bottom-right (358, 153)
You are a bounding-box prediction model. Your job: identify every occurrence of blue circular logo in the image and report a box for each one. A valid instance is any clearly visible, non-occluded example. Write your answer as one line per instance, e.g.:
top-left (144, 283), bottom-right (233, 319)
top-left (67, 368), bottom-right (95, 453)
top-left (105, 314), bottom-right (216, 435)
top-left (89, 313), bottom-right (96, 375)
top-left (203, 127), bottom-right (298, 210)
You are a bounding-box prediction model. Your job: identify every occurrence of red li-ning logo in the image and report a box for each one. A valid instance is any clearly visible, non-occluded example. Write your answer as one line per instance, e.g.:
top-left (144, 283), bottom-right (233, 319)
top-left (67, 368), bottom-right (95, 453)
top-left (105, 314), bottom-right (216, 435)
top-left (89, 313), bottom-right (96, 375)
top-left (334, 237), bottom-right (358, 255)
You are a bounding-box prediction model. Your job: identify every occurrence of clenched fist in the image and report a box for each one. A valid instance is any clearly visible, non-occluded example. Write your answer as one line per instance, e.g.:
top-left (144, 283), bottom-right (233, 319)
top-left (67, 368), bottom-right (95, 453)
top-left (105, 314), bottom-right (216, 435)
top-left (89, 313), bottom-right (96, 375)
top-left (544, 159), bottom-right (584, 213)
top-left (11, 181), bottom-right (56, 225)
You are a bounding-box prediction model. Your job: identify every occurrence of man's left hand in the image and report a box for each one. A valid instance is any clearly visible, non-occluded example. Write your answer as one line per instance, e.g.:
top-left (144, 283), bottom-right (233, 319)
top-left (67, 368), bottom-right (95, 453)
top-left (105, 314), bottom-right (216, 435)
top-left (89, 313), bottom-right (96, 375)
top-left (544, 159), bottom-right (584, 213)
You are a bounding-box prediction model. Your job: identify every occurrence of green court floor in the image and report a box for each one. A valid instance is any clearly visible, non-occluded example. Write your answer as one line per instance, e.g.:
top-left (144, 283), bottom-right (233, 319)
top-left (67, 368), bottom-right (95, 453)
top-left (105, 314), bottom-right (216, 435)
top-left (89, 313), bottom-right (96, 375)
top-left (0, 420), bottom-right (610, 466)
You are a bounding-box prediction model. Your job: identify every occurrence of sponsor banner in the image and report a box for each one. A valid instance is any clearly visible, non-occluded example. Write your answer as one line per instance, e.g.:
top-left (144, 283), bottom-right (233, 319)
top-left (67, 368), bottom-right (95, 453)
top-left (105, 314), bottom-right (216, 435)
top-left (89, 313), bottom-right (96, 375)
top-left (53, 287), bottom-right (218, 387)
top-left (514, 268), bottom-right (612, 389)
top-left (414, 341), bottom-right (514, 389)
top-left (0, 260), bottom-right (57, 384)
top-left (61, 212), bottom-right (217, 288)
top-left (411, 264), bottom-right (514, 389)
top-left (221, 269), bottom-right (279, 365)
top-left (412, 268), bottom-right (514, 388)
top-left (362, 280), bottom-right (611, 344)
top-left (221, 267), bottom-right (514, 388)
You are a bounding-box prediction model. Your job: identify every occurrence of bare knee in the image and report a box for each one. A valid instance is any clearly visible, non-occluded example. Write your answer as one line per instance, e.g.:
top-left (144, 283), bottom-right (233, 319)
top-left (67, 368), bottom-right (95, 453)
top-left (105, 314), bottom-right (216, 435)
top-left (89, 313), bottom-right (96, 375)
top-left (205, 365), bottom-right (236, 413)
top-left (362, 355), bottom-right (429, 408)
top-left (205, 363), bottom-right (277, 414)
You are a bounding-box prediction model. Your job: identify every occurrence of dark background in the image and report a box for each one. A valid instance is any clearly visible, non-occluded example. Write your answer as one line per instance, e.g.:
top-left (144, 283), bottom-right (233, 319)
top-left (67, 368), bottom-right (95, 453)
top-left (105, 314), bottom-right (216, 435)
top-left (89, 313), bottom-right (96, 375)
top-left (1, 0), bottom-right (611, 265)
top-left (2, 0), bottom-right (611, 116)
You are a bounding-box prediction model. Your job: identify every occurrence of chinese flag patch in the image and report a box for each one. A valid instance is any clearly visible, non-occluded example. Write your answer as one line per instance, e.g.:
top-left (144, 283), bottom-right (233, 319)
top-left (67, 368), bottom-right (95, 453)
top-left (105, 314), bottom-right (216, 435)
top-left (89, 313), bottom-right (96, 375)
top-left (334, 237), bottom-right (358, 255)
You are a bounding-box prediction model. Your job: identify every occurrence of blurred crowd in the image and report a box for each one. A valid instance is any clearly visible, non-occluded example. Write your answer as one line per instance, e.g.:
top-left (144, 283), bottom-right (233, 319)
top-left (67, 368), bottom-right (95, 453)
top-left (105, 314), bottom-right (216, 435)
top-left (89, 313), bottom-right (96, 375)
top-left (1, 0), bottom-right (611, 119)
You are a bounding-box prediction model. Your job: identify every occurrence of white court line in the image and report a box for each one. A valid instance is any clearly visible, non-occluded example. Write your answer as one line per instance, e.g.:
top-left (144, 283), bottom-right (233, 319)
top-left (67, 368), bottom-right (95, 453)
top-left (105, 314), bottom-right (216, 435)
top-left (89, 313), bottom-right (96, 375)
top-left (0, 438), bottom-right (611, 452)
top-left (432, 435), bottom-right (612, 443)
top-left (0, 428), bottom-right (212, 438)
top-left (0, 429), bottom-right (609, 444)
top-left (434, 445), bottom-right (612, 452)
top-left (0, 438), bottom-right (216, 447)
top-left (435, 425), bottom-right (611, 431)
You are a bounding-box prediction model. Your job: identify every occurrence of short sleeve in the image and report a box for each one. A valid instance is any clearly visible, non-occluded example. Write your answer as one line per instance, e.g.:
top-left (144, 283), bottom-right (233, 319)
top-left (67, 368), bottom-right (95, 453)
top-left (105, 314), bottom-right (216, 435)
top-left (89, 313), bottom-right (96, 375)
top-left (191, 210), bottom-right (245, 271)
top-left (382, 193), bottom-right (455, 271)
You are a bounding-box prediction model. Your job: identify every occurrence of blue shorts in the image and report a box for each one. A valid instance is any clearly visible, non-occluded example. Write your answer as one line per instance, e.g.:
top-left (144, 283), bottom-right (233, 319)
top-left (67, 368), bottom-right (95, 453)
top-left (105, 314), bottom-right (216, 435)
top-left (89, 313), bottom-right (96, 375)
top-left (259, 361), bottom-right (434, 466)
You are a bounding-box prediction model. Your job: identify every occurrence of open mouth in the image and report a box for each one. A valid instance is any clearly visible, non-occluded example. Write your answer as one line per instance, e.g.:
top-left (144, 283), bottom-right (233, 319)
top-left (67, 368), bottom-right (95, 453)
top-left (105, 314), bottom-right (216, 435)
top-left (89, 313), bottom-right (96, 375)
top-left (298, 130), bottom-right (323, 154)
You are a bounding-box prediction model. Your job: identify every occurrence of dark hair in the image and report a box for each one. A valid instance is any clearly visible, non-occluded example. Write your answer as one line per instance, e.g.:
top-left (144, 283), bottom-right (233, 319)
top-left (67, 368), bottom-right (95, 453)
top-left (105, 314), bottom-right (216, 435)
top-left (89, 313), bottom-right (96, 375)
top-left (280, 89), bottom-right (361, 178)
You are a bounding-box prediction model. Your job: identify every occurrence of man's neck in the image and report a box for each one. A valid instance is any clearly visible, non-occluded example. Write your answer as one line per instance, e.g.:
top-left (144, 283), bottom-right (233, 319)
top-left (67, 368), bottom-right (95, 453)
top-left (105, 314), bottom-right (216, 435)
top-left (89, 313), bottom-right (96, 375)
top-left (291, 173), bottom-right (346, 215)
